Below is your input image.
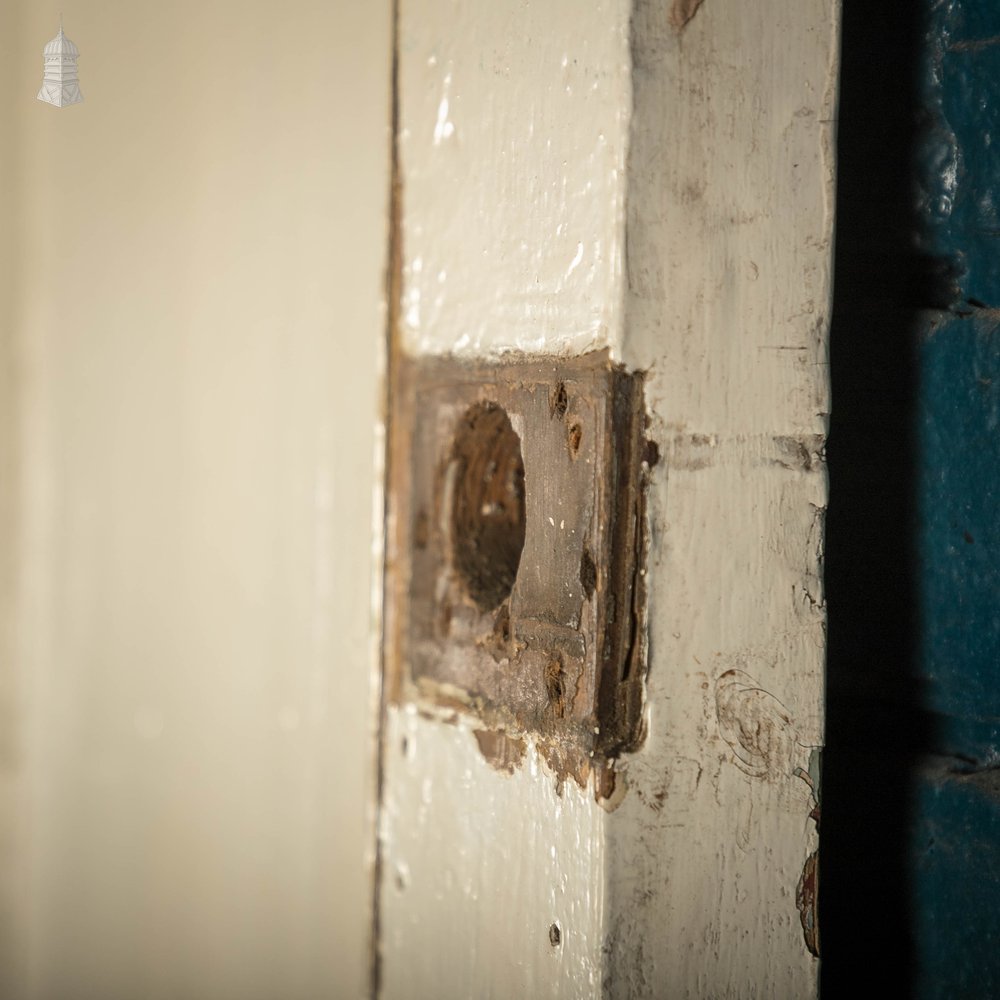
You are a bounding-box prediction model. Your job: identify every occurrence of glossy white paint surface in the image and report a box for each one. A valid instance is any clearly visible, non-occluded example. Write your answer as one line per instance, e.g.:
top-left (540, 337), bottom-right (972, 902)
top-left (380, 708), bottom-right (605, 1000)
top-left (1, 4), bottom-right (390, 998)
top-left (383, 0), bottom-right (837, 996)
top-left (397, 0), bottom-right (632, 360)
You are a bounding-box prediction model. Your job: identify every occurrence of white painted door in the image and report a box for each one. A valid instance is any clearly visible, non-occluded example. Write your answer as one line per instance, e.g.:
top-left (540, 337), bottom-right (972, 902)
top-left (0, 4), bottom-right (391, 998)
top-left (378, 1), bottom-right (836, 997)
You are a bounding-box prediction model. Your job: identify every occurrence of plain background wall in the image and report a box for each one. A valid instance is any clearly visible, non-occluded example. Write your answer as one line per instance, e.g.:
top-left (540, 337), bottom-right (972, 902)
top-left (0, 3), bottom-right (390, 997)
top-left (0, 0), bottom-right (23, 986)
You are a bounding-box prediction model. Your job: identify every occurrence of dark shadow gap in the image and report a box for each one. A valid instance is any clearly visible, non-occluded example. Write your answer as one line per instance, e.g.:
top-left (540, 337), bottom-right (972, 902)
top-left (822, 1), bottom-right (941, 995)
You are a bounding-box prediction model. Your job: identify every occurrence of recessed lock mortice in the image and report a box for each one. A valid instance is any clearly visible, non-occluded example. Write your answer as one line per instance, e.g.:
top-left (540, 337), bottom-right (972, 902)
top-left (386, 350), bottom-right (651, 762)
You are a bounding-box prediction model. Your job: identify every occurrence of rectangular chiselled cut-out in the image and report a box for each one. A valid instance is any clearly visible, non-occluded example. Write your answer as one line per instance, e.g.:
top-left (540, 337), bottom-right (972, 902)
top-left (385, 349), bottom-right (652, 763)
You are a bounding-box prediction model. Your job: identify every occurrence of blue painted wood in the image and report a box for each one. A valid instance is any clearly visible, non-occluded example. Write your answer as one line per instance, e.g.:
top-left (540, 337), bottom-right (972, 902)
top-left (913, 2), bottom-right (1000, 995)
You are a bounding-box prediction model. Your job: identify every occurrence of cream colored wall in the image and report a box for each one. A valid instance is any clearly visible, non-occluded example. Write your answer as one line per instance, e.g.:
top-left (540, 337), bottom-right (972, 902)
top-left (2, 3), bottom-right (390, 998)
top-left (0, 0), bottom-right (24, 987)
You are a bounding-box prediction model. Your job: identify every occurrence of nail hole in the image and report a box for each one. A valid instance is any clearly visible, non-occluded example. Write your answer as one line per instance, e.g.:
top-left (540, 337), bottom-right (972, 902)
top-left (551, 382), bottom-right (568, 419)
top-left (493, 603), bottom-right (511, 644)
top-left (414, 509), bottom-right (430, 550)
top-left (450, 402), bottom-right (526, 612)
top-left (436, 601), bottom-right (453, 638)
top-left (549, 923), bottom-right (562, 947)
top-left (394, 865), bottom-right (410, 892)
top-left (580, 546), bottom-right (596, 600)
top-left (545, 655), bottom-right (566, 718)
top-left (568, 422), bottom-right (582, 459)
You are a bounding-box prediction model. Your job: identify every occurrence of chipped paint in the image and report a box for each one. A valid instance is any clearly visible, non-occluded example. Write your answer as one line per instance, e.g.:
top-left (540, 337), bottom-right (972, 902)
top-left (669, 0), bottom-right (707, 32)
top-left (473, 728), bottom-right (527, 775)
top-left (797, 850), bottom-right (820, 957)
top-left (795, 751), bottom-right (821, 957)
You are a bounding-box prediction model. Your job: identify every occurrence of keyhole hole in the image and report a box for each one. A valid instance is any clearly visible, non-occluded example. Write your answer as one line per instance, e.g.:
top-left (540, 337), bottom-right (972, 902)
top-left (450, 402), bottom-right (526, 612)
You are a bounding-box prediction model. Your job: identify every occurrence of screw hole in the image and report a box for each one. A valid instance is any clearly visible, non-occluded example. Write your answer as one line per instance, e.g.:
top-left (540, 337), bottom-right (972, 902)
top-left (450, 402), bottom-right (526, 612)
top-left (549, 923), bottom-right (562, 947)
